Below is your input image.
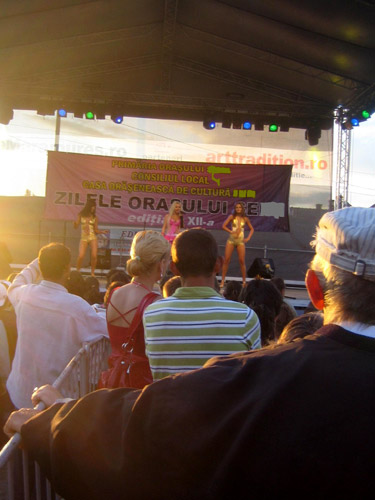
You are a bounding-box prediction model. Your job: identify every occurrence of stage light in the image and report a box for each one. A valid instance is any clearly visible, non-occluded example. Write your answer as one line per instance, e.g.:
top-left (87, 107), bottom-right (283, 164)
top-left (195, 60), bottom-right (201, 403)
top-left (85, 111), bottom-right (94, 119)
top-left (350, 117), bottom-right (359, 126)
top-left (112, 115), bottom-right (123, 124)
top-left (280, 123), bottom-right (290, 132)
top-left (203, 119), bottom-right (216, 130)
top-left (305, 126), bottom-right (321, 146)
top-left (243, 120), bottom-right (252, 130)
top-left (222, 115), bottom-right (232, 129)
top-left (232, 118), bottom-right (242, 130)
top-left (362, 110), bottom-right (370, 119)
top-left (58, 108), bottom-right (67, 118)
top-left (269, 124), bottom-right (278, 132)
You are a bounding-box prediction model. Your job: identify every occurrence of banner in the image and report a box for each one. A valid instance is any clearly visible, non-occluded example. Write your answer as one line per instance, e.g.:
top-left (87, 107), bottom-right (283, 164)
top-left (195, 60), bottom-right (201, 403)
top-left (44, 152), bottom-right (292, 231)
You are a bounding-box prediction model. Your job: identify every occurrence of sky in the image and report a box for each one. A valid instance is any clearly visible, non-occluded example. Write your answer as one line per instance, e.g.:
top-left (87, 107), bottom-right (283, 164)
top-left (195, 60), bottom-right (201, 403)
top-left (346, 115), bottom-right (375, 207)
top-left (0, 110), bottom-right (373, 207)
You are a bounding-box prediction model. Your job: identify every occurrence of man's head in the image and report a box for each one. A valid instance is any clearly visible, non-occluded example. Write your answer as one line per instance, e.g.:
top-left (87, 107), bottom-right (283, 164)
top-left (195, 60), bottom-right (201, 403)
top-left (171, 229), bottom-right (220, 279)
top-left (38, 243), bottom-right (71, 283)
top-left (162, 276), bottom-right (182, 298)
top-left (306, 207), bottom-right (375, 324)
top-left (270, 277), bottom-right (286, 297)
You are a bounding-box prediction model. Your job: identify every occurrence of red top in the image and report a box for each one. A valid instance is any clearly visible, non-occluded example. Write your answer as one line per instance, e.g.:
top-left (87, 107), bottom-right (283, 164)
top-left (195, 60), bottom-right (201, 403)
top-left (107, 290), bottom-right (157, 355)
top-left (101, 288), bottom-right (159, 389)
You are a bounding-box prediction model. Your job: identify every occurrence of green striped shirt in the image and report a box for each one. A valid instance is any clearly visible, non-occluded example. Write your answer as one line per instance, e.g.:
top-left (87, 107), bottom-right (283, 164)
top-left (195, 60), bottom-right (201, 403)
top-left (143, 286), bottom-right (261, 380)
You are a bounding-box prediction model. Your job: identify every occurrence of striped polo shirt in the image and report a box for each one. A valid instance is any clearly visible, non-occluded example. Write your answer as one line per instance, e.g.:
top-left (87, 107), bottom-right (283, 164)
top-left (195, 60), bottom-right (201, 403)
top-left (143, 286), bottom-right (261, 380)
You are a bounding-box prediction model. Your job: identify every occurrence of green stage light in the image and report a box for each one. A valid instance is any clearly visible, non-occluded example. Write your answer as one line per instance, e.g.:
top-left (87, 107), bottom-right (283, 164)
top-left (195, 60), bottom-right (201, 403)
top-left (362, 110), bottom-right (370, 119)
top-left (269, 124), bottom-right (278, 132)
top-left (86, 111), bottom-right (94, 119)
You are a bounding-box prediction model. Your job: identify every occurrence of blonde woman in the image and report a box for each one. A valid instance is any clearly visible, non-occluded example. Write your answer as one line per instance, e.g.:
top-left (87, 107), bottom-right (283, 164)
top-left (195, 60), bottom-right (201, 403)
top-left (99, 231), bottom-right (170, 390)
top-left (220, 202), bottom-right (254, 288)
top-left (161, 201), bottom-right (184, 243)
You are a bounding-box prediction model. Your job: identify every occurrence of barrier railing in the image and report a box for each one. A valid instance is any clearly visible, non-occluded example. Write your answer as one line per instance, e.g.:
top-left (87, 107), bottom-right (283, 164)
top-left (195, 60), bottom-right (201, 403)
top-left (0, 336), bottom-right (111, 499)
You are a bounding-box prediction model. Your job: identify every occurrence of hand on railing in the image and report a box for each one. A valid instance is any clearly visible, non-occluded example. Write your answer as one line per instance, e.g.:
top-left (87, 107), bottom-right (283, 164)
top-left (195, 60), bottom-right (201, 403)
top-left (4, 385), bottom-right (63, 439)
top-left (3, 408), bottom-right (40, 438)
top-left (0, 337), bottom-right (110, 468)
top-left (31, 385), bottom-right (63, 408)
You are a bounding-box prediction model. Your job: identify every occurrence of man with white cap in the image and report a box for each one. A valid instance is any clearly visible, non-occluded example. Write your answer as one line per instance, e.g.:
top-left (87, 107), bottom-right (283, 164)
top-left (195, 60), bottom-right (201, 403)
top-left (4, 207), bottom-right (375, 499)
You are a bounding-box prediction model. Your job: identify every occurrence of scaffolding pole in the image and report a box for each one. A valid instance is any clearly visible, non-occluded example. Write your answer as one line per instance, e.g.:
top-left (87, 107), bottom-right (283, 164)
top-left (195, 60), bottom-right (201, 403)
top-left (335, 125), bottom-right (351, 209)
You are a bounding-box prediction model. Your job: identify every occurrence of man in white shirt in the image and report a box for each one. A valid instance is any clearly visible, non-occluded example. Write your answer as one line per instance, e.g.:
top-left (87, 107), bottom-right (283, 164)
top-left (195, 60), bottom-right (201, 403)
top-left (6, 243), bottom-right (108, 409)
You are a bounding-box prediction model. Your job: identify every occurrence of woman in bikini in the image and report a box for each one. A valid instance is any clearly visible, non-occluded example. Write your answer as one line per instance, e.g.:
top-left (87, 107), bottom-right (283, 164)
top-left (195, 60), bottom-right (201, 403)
top-left (220, 202), bottom-right (254, 288)
top-left (161, 201), bottom-right (184, 243)
top-left (73, 199), bottom-right (108, 276)
top-left (99, 230), bottom-right (170, 389)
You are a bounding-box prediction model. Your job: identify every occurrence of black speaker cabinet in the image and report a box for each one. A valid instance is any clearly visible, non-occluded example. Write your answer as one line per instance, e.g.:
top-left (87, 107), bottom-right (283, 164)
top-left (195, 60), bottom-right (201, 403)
top-left (247, 258), bottom-right (275, 279)
top-left (96, 249), bottom-right (111, 270)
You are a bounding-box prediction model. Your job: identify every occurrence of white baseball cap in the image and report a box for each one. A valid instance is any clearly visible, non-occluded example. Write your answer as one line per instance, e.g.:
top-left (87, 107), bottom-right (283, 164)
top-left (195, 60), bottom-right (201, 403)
top-left (315, 207), bottom-right (375, 281)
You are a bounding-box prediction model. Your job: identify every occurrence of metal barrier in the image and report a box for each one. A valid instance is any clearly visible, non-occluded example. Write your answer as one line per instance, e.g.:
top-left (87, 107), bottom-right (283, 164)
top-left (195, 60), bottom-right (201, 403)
top-left (0, 336), bottom-right (111, 499)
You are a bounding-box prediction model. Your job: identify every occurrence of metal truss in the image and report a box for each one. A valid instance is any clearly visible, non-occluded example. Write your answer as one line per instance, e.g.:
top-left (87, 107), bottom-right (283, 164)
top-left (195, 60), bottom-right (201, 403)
top-left (335, 125), bottom-right (351, 209)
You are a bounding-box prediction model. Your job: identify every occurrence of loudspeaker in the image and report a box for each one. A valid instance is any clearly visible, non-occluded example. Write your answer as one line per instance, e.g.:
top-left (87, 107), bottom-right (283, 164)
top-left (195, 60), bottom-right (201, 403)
top-left (247, 258), bottom-right (275, 279)
top-left (96, 249), bottom-right (111, 269)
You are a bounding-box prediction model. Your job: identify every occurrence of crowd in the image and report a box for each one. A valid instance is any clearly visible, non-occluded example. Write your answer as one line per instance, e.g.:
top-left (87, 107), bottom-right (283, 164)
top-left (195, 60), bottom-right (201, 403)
top-left (2, 206), bottom-right (375, 498)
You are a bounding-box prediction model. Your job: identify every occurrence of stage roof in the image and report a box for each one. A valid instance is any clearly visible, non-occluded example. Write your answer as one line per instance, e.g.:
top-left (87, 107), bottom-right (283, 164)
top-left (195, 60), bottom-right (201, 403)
top-left (0, 0), bottom-right (374, 129)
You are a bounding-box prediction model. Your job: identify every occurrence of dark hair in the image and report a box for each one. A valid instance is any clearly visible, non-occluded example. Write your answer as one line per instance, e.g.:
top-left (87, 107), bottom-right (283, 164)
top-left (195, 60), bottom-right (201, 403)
top-left (223, 280), bottom-right (242, 302)
top-left (79, 199), bottom-right (96, 218)
top-left (83, 276), bottom-right (102, 304)
top-left (232, 201), bottom-right (246, 217)
top-left (84, 276), bottom-right (100, 294)
top-left (172, 229), bottom-right (218, 278)
top-left (84, 288), bottom-right (104, 305)
top-left (104, 281), bottom-right (127, 306)
top-left (38, 243), bottom-right (71, 281)
top-left (275, 302), bottom-right (296, 339)
top-left (67, 270), bottom-right (85, 298)
top-left (163, 276), bottom-right (182, 297)
top-left (159, 270), bottom-right (174, 291)
top-left (106, 269), bottom-right (130, 288)
top-left (270, 277), bottom-right (285, 294)
top-left (278, 312), bottom-right (324, 344)
top-left (241, 278), bottom-right (283, 346)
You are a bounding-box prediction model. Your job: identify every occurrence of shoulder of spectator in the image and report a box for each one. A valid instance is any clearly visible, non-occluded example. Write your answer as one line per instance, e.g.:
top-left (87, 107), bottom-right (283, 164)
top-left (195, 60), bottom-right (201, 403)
top-left (63, 293), bottom-right (108, 337)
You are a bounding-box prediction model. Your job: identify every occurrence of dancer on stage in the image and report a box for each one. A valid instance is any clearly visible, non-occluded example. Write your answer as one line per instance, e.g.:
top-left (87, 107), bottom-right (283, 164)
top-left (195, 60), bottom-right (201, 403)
top-left (74, 200), bottom-right (108, 276)
top-left (161, 201), bottom-right (184, 243)
top-left (220, 202), bottom-right (254, 288)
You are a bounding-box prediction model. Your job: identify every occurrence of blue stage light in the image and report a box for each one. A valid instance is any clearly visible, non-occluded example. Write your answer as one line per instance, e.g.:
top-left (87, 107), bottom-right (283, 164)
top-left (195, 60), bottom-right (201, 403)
top-left (203, 119), bottom-right (216, 130)
top-left (112, 115), bottom-right (123, 124)
top-left (243, 120), bottom-right (251, 130)
top-left (58, 108), bottom-right (67, 117)
top-left (350, 117), bottom-right (359, 126)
